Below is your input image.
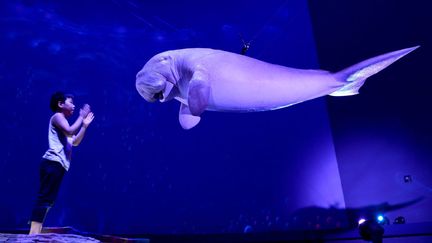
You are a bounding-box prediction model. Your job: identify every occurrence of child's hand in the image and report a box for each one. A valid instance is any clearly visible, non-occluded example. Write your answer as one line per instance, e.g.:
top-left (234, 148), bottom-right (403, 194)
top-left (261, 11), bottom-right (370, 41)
top-left (83, 112), bottom-right (94, 128)
top-left (80, 104), bottom-right (91, 118)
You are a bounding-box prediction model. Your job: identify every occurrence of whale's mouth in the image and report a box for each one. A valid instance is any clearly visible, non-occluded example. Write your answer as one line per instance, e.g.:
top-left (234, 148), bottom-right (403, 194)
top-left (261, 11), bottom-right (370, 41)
top-left (159, 81), bottom-right (174, 102)
top-left (153, 91), bottom-right (163, 100)
top-left (136, 69), bottom-right (177, 102)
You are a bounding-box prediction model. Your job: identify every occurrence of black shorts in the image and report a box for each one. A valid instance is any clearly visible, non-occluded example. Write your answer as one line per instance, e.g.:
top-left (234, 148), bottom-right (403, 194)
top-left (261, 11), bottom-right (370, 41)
top-left (30, 159), bottom-right (66, 223)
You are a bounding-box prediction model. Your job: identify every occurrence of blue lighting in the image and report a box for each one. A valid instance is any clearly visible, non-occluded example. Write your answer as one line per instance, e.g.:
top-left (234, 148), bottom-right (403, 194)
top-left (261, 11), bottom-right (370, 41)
top-left (377, 215), bottom-right (384, 222)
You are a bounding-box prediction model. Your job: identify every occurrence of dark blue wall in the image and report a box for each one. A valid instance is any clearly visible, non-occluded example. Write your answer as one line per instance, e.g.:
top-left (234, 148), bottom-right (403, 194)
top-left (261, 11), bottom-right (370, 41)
top-left (0, 0), bottom-right (344, 235)
top-left (309, 0), bottom-right (432, 224)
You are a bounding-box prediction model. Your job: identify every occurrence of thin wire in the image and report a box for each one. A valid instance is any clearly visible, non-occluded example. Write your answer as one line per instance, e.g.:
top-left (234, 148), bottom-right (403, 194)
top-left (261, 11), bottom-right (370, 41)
top-left (238, 0), bottom-right (289, 54)
top-left (110, 0), bottom-right (156, 30)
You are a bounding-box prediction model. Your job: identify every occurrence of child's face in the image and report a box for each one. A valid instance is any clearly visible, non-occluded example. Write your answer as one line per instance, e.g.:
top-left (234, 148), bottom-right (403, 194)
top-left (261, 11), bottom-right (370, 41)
top-left (61, 97), bottom-right (75, 117)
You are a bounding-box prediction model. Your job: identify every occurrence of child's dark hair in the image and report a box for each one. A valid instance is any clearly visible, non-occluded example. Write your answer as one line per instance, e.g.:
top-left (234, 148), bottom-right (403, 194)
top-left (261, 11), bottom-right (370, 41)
top-left (50, 91), bottom-right (74, 112)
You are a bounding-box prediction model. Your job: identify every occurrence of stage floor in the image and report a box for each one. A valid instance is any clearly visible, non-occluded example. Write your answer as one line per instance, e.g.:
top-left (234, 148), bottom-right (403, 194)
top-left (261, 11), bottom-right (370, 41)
top-left (1, 222), bottom-right (432, 243)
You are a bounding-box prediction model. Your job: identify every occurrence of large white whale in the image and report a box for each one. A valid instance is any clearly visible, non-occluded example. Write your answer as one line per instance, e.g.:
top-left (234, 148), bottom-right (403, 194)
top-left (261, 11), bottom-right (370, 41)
top-left (136, 46), bottom-right (418, 129)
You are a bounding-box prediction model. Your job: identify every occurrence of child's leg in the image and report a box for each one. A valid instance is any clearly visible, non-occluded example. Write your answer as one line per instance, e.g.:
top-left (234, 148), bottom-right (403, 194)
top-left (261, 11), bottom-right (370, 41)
top-left (29, 159), bottom-right (66, 234)
top-left (29, 221), bottom-right (43, 234)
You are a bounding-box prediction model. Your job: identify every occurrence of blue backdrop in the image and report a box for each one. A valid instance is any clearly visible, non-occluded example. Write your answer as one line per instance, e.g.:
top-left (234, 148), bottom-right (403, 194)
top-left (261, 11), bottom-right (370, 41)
top-left (2, 0), bottom-right (431, 236)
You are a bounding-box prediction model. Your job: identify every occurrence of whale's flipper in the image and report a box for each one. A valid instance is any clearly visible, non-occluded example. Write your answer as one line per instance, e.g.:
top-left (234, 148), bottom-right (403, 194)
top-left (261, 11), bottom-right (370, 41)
top-left (330, 46), bottom-right (419, 96)
top-left (179, 103), bottom-right (201, 129)
top-left (187, 75), bottom-right (210, 116)
top-left (178, 72), bottom-right (210, 129)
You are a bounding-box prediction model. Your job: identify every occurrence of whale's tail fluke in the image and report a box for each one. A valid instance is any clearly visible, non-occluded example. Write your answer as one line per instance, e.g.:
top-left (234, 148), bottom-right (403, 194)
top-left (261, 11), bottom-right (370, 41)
top-left (329, 46), bottom-right (419, 96)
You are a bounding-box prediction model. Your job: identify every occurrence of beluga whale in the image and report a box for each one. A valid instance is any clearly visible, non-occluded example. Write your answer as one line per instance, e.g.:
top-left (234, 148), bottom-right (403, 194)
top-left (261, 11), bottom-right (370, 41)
top-left (136, 46), bottom-right (419, 129)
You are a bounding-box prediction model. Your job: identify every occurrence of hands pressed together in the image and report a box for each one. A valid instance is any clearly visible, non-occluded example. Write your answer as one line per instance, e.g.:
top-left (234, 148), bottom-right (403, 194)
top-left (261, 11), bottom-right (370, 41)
top-left (80, 104), bottom-right (95, 128)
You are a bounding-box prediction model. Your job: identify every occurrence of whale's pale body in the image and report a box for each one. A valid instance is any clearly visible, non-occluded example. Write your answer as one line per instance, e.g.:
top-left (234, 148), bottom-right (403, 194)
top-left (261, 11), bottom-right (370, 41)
top-left (136, 47), bottom-right (418, 129)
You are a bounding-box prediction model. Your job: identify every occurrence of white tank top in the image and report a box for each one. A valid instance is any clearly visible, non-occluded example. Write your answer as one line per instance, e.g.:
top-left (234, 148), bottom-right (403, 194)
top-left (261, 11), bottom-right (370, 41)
top-left (42, 115), bottom-right (73, 171)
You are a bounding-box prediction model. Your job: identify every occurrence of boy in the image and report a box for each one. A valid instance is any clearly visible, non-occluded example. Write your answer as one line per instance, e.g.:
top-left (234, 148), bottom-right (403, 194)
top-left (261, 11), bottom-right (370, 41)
top-left (29, 91), bottom-right (94, 234)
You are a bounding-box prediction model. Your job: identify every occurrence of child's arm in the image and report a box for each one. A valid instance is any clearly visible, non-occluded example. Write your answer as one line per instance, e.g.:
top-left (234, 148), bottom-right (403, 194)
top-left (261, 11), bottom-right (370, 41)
top-left (73, 112), bottom-right (95, 146)
top-left (52, 105), bottom-right (90, 136)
